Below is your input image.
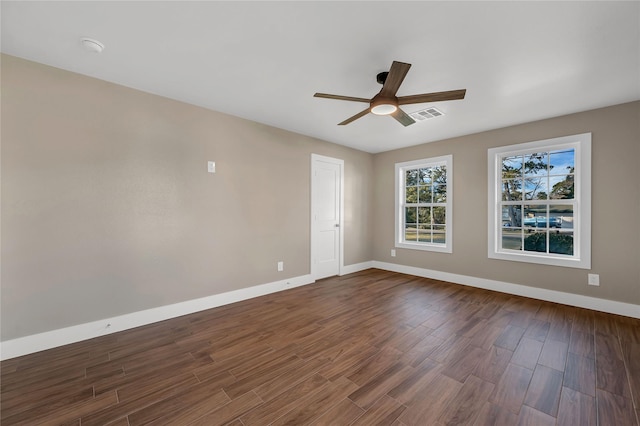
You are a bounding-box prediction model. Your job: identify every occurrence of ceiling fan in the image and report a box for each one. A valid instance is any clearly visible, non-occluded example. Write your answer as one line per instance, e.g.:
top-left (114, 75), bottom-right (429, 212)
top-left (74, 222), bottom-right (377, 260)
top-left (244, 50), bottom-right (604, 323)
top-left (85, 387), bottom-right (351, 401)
top-left (314, 61), bottom-right (466, 126)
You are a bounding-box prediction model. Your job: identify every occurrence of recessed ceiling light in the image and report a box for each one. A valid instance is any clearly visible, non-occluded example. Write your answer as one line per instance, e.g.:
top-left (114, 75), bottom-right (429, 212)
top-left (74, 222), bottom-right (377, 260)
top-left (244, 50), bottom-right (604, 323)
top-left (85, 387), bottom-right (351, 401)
top-left (80, 38), bottom-right (104, 53)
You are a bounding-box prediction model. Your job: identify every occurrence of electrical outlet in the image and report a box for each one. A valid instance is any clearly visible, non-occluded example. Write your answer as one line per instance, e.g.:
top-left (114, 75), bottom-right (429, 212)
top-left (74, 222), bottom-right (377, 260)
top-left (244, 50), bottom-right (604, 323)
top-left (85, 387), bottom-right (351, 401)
top-left (391, 249), bottom-right (396, 257)
top-left (588, 273), bottom-right (600, 286)
top-left (207, 161), bottom-right (216, 173)
top-left (277, 261), bottom-right (284, 272)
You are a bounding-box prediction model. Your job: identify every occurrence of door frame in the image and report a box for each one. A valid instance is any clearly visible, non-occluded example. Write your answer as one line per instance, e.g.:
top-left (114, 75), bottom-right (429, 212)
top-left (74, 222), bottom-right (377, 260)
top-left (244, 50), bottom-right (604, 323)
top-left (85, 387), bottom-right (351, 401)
top-left (310, 153), bottom-right (344, 280)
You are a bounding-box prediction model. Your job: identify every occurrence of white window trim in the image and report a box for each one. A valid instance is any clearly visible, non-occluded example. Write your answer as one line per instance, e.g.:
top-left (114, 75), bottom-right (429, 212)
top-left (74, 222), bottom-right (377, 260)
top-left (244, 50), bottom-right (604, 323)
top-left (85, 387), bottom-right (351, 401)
top-left (395, 155), bottom-right (453, 253)
top-left (487, 133), bottom-right (591, 269)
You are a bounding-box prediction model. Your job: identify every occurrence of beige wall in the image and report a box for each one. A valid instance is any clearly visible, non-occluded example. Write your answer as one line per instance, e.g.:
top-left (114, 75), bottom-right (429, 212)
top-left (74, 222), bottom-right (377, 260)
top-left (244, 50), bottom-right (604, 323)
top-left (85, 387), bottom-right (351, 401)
top-left (1, 55), bottom-right (374, 340)
top-left (2, 54), bottom-right (638, 343)
top-left (373, 101), bottom-right (640, 306)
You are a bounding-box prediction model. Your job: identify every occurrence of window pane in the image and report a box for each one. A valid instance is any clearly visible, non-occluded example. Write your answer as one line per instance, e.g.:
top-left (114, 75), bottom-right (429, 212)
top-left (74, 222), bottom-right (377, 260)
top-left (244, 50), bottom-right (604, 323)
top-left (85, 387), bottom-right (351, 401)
top-left (432, 166), bottom-right (447, 184)
top-left (433, 184), bottom-right (446, 202)
top-left (550, 205), bottom-right (573, 229)
top-left (406, 186), bottom-right (417, 203)
top-left (523, 205), bottom-right (547, 228)
top-left (433, 225), bottom-right (446, 244)
top-left (502, 179), bottom-right (522, 201)
top-left (550, 175), bottom-right (574, 199)
top-left (418, 207), bottom-right (431, 224)
top-left (502, 228), bottom-right (522, 250)
top-left (404, 225), bottom-right (417, 241)
top-left (406, 169), bottom-right (419, 186)
top-left (502, 205), bottom-right (522, 227)
top-left (549, 148), bottom-right (574, 174)
top-left (433, 206), bottom-right (446, 224)
top-left (417, 233), bottom-right (431, 242)
top-left (418, 186), bottom-right (432, 203)
top-left (549, 230), bottom-right (574, 255)
top-left (418, 224), bottom-right (432, 242)
top-left (524, 177), bottom-right (548, 200)
top-left (524, 231), bottom-right (547, 252)
top-left (405, 207), bottom-right (417, 224)
top-left (502, 155), bottom-right (523, 179)
top-left (419, 168), bottom-right (432, 184)
top-left (524, 153), bottom-right (549, 177)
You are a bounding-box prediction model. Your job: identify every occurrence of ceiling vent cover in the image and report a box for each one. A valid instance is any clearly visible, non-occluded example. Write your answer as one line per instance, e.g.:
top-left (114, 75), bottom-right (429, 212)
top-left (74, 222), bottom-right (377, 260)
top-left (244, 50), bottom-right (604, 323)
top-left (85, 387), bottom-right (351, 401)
top-left (409, 107), bottom-right (445, 122)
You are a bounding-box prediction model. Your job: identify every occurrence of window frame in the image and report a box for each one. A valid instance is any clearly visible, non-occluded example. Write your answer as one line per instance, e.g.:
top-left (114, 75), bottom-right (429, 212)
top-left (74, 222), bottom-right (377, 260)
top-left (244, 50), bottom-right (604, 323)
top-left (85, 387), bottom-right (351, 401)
top-left (487, 133), bottom-right (591, 269)
top-left (395, 155), bottom-right (453, 253)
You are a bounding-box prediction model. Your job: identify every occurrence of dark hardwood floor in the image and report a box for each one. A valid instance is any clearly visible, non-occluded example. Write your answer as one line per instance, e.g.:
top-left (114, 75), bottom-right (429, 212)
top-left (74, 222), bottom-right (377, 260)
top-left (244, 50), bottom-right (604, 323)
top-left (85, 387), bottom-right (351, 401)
top-left (2, 269), bottom-right (639, 425)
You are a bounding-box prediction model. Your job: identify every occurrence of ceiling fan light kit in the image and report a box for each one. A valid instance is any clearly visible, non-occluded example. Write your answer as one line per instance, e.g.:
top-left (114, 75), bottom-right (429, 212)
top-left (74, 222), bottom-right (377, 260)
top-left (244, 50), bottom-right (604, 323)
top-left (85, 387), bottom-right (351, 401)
top-left (314, 60), bottom-right (466, 126)
top-left (370, 100), bottom-right (397, 115)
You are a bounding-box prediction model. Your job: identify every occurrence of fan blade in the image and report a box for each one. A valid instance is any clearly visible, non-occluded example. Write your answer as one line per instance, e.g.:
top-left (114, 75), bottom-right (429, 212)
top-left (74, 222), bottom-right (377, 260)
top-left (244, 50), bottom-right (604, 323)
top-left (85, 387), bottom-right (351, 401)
top-left (391, 108), bottom-right (416, 127)
top-left (314, 93), bottom-right (371, 103)
top-left (397, 89), bottom-right (466, 105)
top-left (380, 61), bottom-right (412, 97)
top-left (338, 108), bottom-right (370, 125)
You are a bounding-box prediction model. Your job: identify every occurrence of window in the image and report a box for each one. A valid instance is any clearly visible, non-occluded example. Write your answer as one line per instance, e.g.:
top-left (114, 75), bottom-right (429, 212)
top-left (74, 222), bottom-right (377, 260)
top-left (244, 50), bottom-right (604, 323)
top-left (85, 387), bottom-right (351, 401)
top-left (395, 155), bottom-right (452, 253)
top-left (488, 133), bottom-right (591, 268)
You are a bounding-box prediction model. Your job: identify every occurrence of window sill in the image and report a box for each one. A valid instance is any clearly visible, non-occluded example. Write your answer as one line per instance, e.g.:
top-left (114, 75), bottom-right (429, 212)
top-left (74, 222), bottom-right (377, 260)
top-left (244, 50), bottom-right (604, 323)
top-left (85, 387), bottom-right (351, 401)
top-left (489, 250), bottom-right (590, 269)
top-left (396, 242), bottom-right (452, 253)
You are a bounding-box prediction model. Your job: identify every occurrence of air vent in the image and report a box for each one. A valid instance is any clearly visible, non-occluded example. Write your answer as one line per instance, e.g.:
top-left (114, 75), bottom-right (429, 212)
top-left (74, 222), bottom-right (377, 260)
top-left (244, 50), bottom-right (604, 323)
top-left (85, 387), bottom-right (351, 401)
top-left (409, 107), bottom-right (445, 122)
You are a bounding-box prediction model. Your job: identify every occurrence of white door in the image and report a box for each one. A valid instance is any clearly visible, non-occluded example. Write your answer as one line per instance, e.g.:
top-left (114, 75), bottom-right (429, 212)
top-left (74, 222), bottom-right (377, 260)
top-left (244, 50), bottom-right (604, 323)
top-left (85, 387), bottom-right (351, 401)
top-left (311, 154), bottom-right (343, 279)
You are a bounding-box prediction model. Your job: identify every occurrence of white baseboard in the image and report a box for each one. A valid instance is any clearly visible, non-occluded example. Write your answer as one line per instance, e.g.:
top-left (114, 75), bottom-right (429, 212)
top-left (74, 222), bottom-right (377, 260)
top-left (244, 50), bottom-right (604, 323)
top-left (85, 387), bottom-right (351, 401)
top-left (372, 261), bottom-right (640, 319)
top-left (0, 274), bottom-right (315, 361)
top-left (4, 263), bottom-right (638, 361)
top-left (340, 261), bottom-right (374, 276)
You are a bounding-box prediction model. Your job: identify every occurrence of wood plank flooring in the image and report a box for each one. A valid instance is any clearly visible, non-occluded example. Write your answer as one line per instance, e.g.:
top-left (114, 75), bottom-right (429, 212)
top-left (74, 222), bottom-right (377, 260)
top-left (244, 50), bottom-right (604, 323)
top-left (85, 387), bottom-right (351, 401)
top-left (2, 269), bottom-right (639, 425)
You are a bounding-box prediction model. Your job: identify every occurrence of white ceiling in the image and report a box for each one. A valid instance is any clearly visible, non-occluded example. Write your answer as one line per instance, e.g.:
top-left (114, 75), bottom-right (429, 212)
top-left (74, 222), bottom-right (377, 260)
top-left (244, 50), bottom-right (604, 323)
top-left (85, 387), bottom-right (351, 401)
top-left (2, 1), bottom-right (639, 153)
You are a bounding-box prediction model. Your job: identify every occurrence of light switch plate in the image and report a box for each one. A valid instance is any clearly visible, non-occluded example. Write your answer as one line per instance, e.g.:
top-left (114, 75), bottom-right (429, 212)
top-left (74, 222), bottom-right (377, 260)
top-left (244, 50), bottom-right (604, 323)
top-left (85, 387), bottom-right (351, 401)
top-left (207, 161), bottom-right (216, 173)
